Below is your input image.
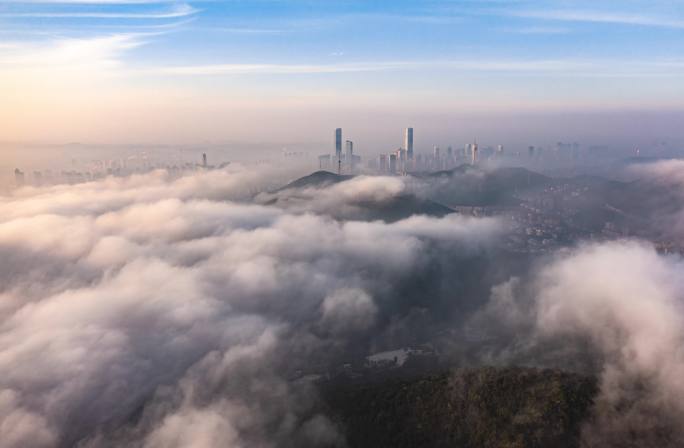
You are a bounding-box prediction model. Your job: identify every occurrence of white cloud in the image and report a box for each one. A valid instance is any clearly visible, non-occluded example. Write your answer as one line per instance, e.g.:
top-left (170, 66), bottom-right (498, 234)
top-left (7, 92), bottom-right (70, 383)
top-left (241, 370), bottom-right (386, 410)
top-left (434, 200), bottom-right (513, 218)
top-left (136, 58), bottom-right (684, 78)
top-left (321, 288), bottom-right (378, 334)
top-left (512, 9), bottom-right (684, 29)
top-left (0, 2), bottom-right (198, 19)
top-left (0, 33), bottom-right (145, 71)
top-left (5, 0), bottom-right (177, 3)
top-left (533, 240), bottom-right (684, 443)
top-left (478, 239), bottom-right (684, 444)
top-left (0, 167), bottom-right (500, 446)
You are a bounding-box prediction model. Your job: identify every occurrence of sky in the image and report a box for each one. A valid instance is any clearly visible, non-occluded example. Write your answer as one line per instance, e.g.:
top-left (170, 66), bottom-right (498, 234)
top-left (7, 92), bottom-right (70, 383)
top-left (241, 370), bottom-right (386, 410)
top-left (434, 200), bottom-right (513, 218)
top-left (1, 0), bottom-right (684, 146)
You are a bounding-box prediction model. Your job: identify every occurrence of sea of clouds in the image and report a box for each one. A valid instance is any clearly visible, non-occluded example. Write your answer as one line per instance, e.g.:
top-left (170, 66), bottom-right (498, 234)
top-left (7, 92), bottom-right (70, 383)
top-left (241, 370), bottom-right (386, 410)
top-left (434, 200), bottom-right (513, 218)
top-left (1, 163), bottom-right (684, 447)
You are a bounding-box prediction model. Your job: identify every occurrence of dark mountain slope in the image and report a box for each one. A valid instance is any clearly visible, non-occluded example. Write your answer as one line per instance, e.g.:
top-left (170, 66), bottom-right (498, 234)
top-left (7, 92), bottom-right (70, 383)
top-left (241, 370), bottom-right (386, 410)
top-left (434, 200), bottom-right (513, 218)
top-left (277, 170), bottom-right (352, 191)
top-left (266, 171), bottom-right (455, 222)
top-left (323, 367), bottom-right (597, 448)
top-left (350, 194), bottom-right (453, 222)
top-left (422, 166), bottom-right (553, 206)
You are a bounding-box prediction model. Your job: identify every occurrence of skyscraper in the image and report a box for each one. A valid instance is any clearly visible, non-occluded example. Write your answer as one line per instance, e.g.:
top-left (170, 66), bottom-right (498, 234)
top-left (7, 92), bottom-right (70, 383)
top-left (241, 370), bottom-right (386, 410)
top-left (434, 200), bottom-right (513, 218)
top-left (345, 140), bottom-right (354, 172)
top-left (389, 154), bottom-right (397, 174)
top-left (378, 154), bottom-right (388, 173)
top-left (335, 128), bottom-right (342, 160)
top-left (202, 153), bottom-right (207, 168)
top-left (397, 148), bottom-right (407, 173)
top-left (404, 128), bottom-right (414, 160)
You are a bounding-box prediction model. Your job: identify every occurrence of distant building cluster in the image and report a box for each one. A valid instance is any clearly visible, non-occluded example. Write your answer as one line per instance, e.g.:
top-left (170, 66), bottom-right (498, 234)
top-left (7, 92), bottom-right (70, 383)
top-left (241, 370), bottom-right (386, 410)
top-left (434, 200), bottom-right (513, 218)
top-left (312, 127), bottom-right (622, 177)
top-left (318, 127), bottom-right (509, 175)
top-left (377, 128), bottom-right (415, 174)
top-left (11, 152), bottom-right (228, 189)
top-left (318, 128), bottom-right (361, 174)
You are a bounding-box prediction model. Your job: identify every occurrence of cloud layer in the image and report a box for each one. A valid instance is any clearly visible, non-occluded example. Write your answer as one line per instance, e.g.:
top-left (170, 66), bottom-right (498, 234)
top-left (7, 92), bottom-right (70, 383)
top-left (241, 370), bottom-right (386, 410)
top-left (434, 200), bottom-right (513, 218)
top-left (0, 167), bottom-right (502, 447)
top-left (476, 240), bottom-right (684, 446)
top-left (5, 164), bottom-right (684, 446)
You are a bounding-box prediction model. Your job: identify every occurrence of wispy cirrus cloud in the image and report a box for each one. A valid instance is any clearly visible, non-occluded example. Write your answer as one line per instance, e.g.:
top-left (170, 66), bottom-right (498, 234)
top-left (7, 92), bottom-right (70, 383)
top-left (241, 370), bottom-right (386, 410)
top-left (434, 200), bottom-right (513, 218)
top-left (3, 33), bottom-right (683, 81)
top-left (0, 17), bottom-right (195, 37)
top-left (137, 58), bottom-right (684, 78)
top-left (201, 26), bottom-right (288, 35)
top-left (0, 2), bottom-right (198, 19)
top-left (144, 61), bottom-right (410, 76)
top-left (0, 33), bottom-right (146, 70)
top-left (1, 0), bottom-right (179, 3)
top-left (511, 9), bottom-right (684, 29)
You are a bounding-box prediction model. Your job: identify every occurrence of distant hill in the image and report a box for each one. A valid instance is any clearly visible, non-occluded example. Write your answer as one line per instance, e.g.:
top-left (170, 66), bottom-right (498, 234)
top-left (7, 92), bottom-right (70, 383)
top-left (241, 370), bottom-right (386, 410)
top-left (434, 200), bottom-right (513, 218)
top-left (422, 165), bottom-right (551, 186)
top-left (323, 367), bottom-right (597, 448)
top-left (351, 194), bottom-right (454, 222)
top-left (276, 170), bottom-right (352, 191)
top-left (421, 166), bottom-right (552, 206)
top-left (425, 163), bottom-right (478, 177)
top-left (488, 167), bottom-right (552, 190)
top-left (268, 171), bottom-right (455, 222)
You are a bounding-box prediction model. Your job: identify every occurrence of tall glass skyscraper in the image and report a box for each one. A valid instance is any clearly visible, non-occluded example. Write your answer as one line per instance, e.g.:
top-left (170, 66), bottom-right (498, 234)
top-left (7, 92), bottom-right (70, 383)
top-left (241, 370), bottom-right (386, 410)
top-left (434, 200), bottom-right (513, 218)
top-left (404, 128), bottom-right (414, 160)
top-left (335, 128), bottom-right (342, 159)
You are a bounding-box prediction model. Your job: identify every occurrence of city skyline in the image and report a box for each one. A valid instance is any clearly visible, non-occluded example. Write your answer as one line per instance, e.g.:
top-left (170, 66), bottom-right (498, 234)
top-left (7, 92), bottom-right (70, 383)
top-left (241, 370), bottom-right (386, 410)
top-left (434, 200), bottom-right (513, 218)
top-left (6, 120), bottom-right (678, 190)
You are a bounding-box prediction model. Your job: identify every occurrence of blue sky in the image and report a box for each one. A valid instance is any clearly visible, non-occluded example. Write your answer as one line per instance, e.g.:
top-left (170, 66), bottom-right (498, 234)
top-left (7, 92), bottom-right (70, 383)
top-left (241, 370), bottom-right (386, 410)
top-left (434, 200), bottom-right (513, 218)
top-left (1, 0), bottom-right (683, 144)
top-left (4, 0), bottom-right (684, 66)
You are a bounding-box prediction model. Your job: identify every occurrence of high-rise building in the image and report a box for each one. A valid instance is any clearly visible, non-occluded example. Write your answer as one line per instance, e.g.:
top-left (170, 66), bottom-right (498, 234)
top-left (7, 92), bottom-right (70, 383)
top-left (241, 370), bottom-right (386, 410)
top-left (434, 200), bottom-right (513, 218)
top-left (395, 148), bottom-right (406, 173)
top-left (471, 140), bottom-right (478, 165)
top-left (497, 145), bottom-right (504, 157)
top-left (335, 128), bottom-right (342, 160)
top-left (345, 140), bottom-right (354, 172)
top-left (404, 128), bottom-right (414, 160)
top-left (378, 154), bottom-right (388, 173)
top-left (389, 154), bottom-right (397, 174)
top-left (528, 146), bottom-right (535, 158)
top-left (202, 153), bottom-right (207, 168)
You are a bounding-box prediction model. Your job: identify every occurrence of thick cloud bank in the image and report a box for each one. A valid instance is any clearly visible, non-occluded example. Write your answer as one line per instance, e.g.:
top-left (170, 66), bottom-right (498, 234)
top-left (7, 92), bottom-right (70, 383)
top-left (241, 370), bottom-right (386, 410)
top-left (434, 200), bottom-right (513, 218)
top-left (5, 165), bottom-right (684, 447)
top-left (534, 241), bottom-right (684, 446)
top-left (0, 168), bottom-right (502, 447)
top-left (478, 240), bottom-right (684, 446)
